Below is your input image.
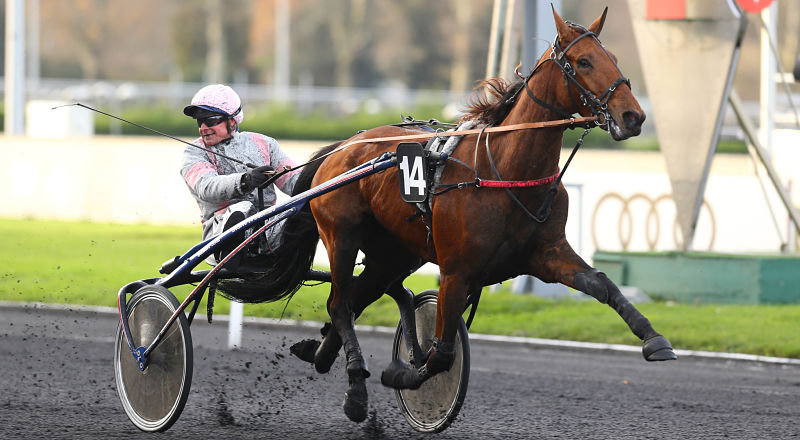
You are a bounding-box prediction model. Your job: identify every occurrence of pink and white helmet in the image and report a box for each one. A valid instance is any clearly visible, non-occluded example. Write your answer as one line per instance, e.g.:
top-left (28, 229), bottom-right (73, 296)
top-left (183, 84), bottom-right (244, 124)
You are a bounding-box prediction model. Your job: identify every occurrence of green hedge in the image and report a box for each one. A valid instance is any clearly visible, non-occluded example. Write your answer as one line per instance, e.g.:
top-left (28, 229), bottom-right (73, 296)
top-left (8, 101), bottom-right (743, 152)
top-left (562, 125), bottom-right (745, 153)
top-left (93, 103), bottom-right (449, 141)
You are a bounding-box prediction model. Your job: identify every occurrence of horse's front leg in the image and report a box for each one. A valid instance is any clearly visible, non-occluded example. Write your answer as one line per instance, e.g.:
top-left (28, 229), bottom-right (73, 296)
top-left (426, 273), bottom-right (469, 372)
top-left (532, 236), bottom-right (677, 361)
top-left (381, 273), bottom-right (470, 389)
top-left (380, 281), bottom-right (429, 390)
top-left (384, 281), bottom-right (426, 367)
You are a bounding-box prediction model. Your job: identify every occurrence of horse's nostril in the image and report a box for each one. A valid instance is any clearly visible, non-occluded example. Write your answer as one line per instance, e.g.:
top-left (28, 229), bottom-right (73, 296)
top-left (622, 111), bottom-right (643, 129)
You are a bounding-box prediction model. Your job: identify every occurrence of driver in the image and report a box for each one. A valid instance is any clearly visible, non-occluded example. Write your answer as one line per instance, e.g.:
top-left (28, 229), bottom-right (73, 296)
top-left (180, 84), bottom-right (300, 265)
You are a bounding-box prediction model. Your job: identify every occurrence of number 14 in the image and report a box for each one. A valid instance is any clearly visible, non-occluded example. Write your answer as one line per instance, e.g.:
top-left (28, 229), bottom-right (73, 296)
top-left (399, 155), bottom-right (426, 196)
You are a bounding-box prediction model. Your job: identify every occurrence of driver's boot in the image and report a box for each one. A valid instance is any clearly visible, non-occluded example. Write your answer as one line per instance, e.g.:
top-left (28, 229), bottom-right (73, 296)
top-left (215, 211), bottom-right (246, 271)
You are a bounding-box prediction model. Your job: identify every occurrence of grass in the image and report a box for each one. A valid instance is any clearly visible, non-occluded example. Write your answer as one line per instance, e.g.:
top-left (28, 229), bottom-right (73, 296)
top-left (2, 218), bottom-right (799, 358)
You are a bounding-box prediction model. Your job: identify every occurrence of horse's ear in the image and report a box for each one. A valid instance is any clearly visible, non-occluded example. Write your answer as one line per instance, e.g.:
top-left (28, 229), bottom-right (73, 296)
top-left (588, 7), bottom-right (608, 36)
top-left (551, 4), bottom-right (572, 43)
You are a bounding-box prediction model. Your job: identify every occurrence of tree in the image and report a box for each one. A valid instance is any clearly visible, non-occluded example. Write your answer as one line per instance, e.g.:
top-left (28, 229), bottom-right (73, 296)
top-left (450, 0), bottom-right (473, 93)
top-left (169, 0), bottom-right (251, 84)
top-left (205, 0), bottom-right (225, 83)
top-left (35, 0), bottom-right (172, 80)
top-left (170, 2), bottom-right (207, 82)
top-left (325, 0), bottom-right (368, 88)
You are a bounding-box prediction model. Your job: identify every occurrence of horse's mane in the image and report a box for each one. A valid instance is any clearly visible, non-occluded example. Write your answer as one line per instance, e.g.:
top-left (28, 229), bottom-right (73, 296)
top-left (460, 22), bottom-right (594, 126)
top-left (459, 78), bottom-right (524, 126)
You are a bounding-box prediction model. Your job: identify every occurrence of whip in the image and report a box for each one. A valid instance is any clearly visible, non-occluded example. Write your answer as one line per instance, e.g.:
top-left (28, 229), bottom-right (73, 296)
top-left (54, 102), bottom-right (290, 209)
top-left (53, 102), bottom-right (258, 168)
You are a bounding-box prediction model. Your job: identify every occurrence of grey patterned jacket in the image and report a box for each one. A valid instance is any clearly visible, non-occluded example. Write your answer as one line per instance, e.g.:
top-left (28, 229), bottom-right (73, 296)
top-left (180, 131), bottom-right (300, 224)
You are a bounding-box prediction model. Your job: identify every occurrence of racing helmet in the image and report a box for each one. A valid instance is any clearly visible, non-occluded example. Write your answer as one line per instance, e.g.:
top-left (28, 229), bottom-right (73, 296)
top-left (183, 84), bottom-right (244, 124)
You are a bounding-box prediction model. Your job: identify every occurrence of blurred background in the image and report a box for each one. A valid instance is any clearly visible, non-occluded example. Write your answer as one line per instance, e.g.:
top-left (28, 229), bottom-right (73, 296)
top-left (1, 0), bottom-right (800, 301)
top-left (0, 0), bottom-right (796, 137)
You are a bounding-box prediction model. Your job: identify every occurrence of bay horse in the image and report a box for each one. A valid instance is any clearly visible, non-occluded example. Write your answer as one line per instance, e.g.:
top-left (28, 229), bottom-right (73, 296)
top-left (219, 6), bottom-right (676, 423)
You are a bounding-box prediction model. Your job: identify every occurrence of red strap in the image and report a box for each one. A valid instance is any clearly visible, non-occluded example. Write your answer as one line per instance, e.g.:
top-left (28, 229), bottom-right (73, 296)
top-left (476, 173), bottom-right (559, 188)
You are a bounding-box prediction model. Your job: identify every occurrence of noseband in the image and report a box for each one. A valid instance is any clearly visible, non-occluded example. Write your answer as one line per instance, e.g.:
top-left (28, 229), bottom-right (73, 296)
top-left (518, 27), bottom-right (631, 129)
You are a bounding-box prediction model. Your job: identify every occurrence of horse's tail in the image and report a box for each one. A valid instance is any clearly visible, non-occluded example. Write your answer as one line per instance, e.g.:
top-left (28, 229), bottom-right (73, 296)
top-left (216, 142), bottom-right (341, 304)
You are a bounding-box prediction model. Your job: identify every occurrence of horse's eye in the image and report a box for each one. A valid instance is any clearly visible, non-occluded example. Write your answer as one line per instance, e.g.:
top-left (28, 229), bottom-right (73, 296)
top-left (577, 58), bottom-right (592, 69)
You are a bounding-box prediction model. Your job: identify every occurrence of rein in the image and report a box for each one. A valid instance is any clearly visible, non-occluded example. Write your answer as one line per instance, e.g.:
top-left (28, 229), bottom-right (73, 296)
top-left (432, 126), bottom-right (592, 223)
top-left (278, 115), bottom-right (597, 175)
top-left (445, 25), bottom-right (629, 223)
top-left (269, 115), bottom-right (596, 225)
top-left (550, 31), bottom-right (630, 124)
top-left (274, 27), bottom-right (626, 197)
top-left (513, 28), bottom-right (630, 129)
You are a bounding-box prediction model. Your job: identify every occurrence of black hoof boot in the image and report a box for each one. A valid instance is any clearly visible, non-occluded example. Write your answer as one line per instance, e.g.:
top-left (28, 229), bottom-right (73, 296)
top-left (289, 339), bottom-right (319, 364)
top-left (313, 323), bottom-right (341, 374)
top-left (314, 342), bottom-right (340, 374)
top-left (343, 387), bottom-right (368, 423)
top-left (343, 366), bottom-right (369, 423)
top-left (380, 359), bottom-right (425, 390)
top-left (643, 335), bottom-right (678, 361)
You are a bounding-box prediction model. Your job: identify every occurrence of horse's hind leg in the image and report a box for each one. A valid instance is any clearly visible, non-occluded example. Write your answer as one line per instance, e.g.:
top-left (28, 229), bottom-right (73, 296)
top-left (323, 246), bottom-right (371, 422)
top-left (289, 321), bottom-right (342, 373)
top-left (321, 238), bottom-right (421, 422)
top-left (292, 268), bottom-right (415, 374)
top-left (532, 237), bottom-right (677, 361)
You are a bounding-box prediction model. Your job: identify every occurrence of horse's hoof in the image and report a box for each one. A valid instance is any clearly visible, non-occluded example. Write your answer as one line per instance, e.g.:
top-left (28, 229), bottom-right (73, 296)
top-left (289, 339), bottom-right (319, 364)
top-left (380, 359), bottom-right (424, 390)
top-left (343, 389), bottom-right (368, 423)
top-left (643, 335), bottom-right (678, 361)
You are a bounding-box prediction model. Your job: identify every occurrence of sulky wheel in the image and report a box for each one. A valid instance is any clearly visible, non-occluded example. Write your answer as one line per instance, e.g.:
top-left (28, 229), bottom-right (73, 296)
top-left (392, 289), bottom-right (470, 433)
top-left (114, 285), bottom-right (193, 432)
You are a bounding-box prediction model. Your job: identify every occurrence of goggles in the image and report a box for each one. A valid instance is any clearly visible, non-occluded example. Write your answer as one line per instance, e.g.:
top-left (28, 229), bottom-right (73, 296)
top-left (196, 114), bottom-right (229, 128)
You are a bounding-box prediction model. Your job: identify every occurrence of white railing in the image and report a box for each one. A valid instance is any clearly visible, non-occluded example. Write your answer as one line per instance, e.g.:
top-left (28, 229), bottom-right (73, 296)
top-left (5, 77), bottom-right (471, 112)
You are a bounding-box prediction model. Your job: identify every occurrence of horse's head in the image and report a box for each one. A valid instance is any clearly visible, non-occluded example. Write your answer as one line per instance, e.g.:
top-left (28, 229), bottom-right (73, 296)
top-left (543, 7), bottom-right (645, 140)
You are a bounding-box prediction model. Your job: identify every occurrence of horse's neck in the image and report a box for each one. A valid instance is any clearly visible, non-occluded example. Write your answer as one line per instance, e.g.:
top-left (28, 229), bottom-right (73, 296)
top-left (492, 82), bottom-right (566, 180)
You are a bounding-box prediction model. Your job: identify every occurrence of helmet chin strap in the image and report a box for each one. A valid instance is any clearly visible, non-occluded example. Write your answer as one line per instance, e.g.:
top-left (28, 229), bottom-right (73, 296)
top-left (224, 119), bottom-right (238, 140)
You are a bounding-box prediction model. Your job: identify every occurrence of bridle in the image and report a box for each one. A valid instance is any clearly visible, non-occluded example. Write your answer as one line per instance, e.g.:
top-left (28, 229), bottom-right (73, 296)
top-left (517, 25), bottom-right (631, 130)
top-left (461, 24), bottom-right (631, 224)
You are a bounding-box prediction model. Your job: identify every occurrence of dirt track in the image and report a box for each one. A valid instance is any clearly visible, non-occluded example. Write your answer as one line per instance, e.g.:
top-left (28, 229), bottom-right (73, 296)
top-left (3, 302), bottom-right (800, 439)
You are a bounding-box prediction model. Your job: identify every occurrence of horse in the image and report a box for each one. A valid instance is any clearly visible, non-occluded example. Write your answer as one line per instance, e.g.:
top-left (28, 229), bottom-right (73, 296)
top-left (218, 6), bottom-right (676, 423)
